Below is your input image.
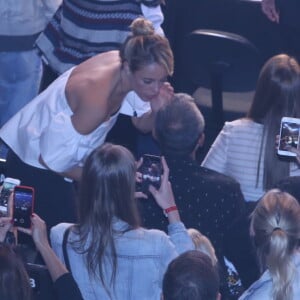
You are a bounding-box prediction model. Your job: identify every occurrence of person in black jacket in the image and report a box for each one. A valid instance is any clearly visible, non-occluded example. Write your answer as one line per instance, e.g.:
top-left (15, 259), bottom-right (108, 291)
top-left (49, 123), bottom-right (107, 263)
top-left (138, 93), bottom-right (260, 297)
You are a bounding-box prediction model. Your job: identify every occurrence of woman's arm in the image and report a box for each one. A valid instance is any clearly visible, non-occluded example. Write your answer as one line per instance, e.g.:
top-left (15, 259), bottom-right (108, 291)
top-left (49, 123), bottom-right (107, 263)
top-left (148, 157), bottom-right (180, 223)
top-left (18, 214), bottom-right (83, 299)
top-left (18, 214), bottom-right (69, 281)
top-left (147, 157), bottom-right (194, 252)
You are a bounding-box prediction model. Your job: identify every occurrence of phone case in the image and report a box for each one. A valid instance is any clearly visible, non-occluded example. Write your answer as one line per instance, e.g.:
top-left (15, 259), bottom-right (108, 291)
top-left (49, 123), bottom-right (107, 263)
top-left (13, 185), bottom-right (34, 228)
top-left (278, 117), bottom-right (300, 157)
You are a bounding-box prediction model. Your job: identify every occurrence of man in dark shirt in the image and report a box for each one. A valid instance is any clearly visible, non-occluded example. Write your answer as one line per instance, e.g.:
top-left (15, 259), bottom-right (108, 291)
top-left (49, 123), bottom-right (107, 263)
top-left (138, 93), bottom-right (258, 291)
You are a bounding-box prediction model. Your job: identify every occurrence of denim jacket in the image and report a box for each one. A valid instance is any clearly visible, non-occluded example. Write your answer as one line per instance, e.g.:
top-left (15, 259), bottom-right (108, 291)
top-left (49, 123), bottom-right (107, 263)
top-left (50, 219), bottom-right (194, 300)
top-left (239, 252), bottom-right (300, 300)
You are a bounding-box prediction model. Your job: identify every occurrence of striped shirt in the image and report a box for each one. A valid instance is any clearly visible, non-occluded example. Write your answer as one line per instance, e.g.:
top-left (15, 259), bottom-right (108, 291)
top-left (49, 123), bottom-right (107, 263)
top-left (35, 0), bottom-right (163, 74)
top-left (201, 118), bottom-right (300, 202)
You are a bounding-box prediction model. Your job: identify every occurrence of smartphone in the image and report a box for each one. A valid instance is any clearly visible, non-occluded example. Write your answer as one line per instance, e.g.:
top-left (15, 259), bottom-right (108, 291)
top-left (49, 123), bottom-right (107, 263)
top-left (278, 117), bottom-right (300, 157)
top-left (137, 154), bottom-right (163, 195)
top-left (13, 186), bottom-right (34, 228)
top-left (0, 177), bottom-right (21, 217)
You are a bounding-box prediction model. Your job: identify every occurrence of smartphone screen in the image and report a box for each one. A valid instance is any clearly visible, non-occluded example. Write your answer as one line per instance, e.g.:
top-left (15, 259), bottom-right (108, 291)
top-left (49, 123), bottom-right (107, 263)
top-left (278, 117), bottom-right (300, 156)
top-left (13, 186), bottom-right (34, 228)
top-left (137, 154), bottom-right (163, 195)
top-left (0, 178), bottom-right (21, 217)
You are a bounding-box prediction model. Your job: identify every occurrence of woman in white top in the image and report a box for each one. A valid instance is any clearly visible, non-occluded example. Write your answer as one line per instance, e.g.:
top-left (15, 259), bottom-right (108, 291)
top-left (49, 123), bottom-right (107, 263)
top-left (239, 189), bottom-right (300, 300)
top-left (0, 17), bottom-right (174, 229)
top-left (202, 54), bottom-right (300, 202)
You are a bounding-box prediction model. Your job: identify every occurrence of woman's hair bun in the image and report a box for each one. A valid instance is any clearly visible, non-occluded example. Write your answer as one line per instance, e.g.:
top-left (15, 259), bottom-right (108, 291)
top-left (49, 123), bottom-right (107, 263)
top-left (130, 17), bottom-right (155, 36)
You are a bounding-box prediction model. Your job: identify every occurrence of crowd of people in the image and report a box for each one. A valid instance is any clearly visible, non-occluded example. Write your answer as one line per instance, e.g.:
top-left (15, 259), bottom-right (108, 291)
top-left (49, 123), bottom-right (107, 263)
top-left (1, 2), bottom-right (300, 300)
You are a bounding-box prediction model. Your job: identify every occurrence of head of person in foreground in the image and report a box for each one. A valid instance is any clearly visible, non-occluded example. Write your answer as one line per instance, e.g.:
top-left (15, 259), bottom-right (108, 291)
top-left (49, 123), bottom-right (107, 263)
top-left (162, 250), bottom-right (221, 300)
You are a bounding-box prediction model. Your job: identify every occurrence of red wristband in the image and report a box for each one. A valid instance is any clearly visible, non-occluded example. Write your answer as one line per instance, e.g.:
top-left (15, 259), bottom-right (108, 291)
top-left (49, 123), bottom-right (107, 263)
top-left (164, 205), bottom-right (178, 217)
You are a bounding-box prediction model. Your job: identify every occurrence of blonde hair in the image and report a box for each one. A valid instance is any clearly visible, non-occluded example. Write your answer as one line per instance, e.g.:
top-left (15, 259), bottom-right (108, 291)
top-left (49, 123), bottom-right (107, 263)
top-left (119, 17), bottom-right (174, 76)
top-left (251, 189), bottom-right (300, 300)
top-left (188, 228), bottom-right (218, 266)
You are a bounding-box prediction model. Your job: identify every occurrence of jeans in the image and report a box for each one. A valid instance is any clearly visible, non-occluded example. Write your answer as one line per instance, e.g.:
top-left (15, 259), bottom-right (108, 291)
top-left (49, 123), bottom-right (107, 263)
top-left (0, 50), bottom-right (42, 127)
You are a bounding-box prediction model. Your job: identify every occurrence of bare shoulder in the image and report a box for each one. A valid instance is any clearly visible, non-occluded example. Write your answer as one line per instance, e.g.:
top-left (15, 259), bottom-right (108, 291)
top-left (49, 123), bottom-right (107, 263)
top-left (65, 51), bottom-right (121, 134)
top-left (66, 51), bottom-right (120, 103)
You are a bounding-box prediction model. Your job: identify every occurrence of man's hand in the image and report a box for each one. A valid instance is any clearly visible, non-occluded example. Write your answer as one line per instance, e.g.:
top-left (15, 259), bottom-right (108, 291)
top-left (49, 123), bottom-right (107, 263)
top-left (261, 0), bottom-right (279, 23)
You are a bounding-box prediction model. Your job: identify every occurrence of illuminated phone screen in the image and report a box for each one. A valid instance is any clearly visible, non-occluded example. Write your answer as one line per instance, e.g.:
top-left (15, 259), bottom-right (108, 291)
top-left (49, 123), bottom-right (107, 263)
top-left (137, 155), bottom-right (162, 195)
top-left (13, 187), bottom-right (34, 228)
top-left (279, 121), bottom-right (300, 155)
top-left (0, 179), bottom-right (21, 217)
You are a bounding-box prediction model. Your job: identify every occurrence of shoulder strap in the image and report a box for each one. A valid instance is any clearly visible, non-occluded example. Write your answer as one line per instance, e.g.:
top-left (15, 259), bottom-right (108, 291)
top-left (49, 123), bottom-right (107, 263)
top-left (62, 226), bottom-right (73, 272)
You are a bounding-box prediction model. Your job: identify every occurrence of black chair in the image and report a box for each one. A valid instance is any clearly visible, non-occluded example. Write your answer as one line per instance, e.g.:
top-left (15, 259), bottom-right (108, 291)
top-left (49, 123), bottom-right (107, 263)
top-left (183, 29), bottom-right (262, 132)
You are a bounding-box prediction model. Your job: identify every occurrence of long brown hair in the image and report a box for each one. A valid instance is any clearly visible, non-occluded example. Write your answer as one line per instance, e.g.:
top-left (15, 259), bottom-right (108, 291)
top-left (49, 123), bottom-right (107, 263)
top-left (72, 143), bottom-right (140, 296)
top-left (247, 54), bottom-right (300, 189)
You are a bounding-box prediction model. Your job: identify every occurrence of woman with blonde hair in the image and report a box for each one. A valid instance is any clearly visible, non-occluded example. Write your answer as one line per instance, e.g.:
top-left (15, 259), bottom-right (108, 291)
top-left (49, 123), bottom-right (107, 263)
top-left (239, 189), bottom-right (300, 300)
top-left (0, 17), bottom-right (174, 230)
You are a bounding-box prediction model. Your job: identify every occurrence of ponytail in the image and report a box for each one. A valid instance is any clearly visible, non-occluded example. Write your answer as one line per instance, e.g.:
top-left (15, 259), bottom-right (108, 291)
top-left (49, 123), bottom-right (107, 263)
top-left (251, 189), bottom-right (300, 300)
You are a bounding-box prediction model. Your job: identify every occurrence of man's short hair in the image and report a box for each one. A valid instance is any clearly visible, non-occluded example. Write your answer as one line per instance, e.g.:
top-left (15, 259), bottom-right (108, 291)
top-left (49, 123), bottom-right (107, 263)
top-left (155, 93), bottom-right (205, 156)
top-left (162, 250), bottom-right (220, 300)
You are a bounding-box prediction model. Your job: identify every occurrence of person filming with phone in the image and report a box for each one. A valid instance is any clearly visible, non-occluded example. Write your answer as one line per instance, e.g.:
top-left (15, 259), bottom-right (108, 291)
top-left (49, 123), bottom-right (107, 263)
top-left (0, 194), bottom-right (83, 300)
top-left (0, 17), bottom-right (174, 230)
top-left (49, 143), bottom-right (193, 300)
top-left (202, 54), bottom-right (300, 203)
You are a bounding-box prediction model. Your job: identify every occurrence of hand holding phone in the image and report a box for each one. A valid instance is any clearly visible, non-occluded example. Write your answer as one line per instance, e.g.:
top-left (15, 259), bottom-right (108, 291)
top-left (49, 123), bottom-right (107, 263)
top-left (13, 186), bottom-right (34, 228)
top-left (278, 117), bottom-right (300, 157)
top-left (136, 154), bottom-right (163, 196)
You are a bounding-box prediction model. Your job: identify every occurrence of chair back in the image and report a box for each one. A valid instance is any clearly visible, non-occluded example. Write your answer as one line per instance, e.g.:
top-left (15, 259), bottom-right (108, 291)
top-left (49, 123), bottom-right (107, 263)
top-left (184, 29), bottom-right (262, 130)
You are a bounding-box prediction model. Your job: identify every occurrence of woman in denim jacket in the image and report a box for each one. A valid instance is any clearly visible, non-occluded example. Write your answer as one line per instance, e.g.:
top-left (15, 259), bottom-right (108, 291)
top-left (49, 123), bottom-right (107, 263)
top-left (50, 143), bottom-right (194, 300)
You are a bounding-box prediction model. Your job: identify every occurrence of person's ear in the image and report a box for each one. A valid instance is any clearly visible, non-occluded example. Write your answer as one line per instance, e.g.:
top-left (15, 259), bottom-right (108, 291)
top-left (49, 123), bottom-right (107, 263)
top-left (217, 292), bottom-right (221, 300)
top-left (198, 132), bottom-right (205, 147)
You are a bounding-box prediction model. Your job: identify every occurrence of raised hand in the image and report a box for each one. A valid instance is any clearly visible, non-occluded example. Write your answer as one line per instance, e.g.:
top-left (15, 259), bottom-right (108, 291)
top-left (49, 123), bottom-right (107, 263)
top-left (148, 156), bottom-right (176, 210)
top-left (17, 213), bottom-right (49, 251)
top-left (261, 0), bottom-right (279, 23)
